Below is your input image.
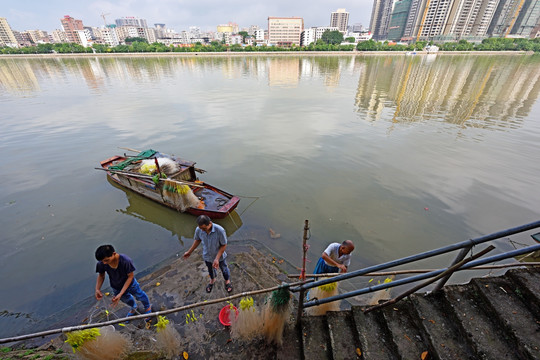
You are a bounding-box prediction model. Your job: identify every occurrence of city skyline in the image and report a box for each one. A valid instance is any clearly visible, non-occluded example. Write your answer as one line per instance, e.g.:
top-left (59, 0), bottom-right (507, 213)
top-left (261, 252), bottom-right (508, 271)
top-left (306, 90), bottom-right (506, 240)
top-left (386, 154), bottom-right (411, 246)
top-left (1, 0), bottom-right (373, 33)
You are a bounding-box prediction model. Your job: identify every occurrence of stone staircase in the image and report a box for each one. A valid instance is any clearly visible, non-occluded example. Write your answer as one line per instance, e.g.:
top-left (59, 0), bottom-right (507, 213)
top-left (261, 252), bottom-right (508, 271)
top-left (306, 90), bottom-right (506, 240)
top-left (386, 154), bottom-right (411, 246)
top-left (300, 267), bottom-right (540, 360)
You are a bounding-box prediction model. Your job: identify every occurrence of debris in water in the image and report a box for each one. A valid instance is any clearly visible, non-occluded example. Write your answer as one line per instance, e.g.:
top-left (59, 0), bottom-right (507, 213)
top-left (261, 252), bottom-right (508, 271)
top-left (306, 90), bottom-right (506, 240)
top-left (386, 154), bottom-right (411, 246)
top-left (269, 228), bottom-right (281, 239)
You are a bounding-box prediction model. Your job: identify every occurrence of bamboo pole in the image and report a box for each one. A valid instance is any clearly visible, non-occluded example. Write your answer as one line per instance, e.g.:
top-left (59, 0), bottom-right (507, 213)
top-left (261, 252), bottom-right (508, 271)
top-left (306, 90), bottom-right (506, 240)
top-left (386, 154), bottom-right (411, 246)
top-left (0, 279), bottom-right (313, 345)
top-left (296, 220), bottom-right (310, 328)
top-left (95, 167), bottom-right (204, 187)
top-left (363, 245), bottom-right (495, 314)
top-left (286, 262), bottom-right (540, 278)
top-left (118, 147), bottom-right (141, 153)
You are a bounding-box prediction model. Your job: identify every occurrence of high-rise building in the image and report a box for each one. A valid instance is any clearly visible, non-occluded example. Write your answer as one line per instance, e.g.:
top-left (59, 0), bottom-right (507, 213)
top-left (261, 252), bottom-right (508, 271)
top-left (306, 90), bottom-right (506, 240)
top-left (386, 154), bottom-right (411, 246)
top-left (0, 17), bottom-right (19, 47)
top-left (61, 15), bottom-right (84, 44)
top-left (510, 0), bottom-right (540, 37)
top-left (330, 8), bottom-right (350, 32)
top-left (268, 17), bottom-right (304, 46)
top-left (439, 0), bottom-right (500, 40)
top-left (388, 0), bottom-right (413, 40)
top-left (415, 0), bottom-right (455, 40)
top-left (369, 0), bottom-right (395, 40)
top-left (402, 0), bottom-right (430, 39)
top-left (115, 17), bottom-right (148, 28)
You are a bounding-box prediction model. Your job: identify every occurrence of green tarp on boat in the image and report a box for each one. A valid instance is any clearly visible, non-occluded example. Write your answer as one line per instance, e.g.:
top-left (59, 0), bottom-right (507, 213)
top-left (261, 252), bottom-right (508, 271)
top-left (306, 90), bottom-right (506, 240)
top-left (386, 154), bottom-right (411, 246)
top-left (108, 149), bottom-right (157, 171)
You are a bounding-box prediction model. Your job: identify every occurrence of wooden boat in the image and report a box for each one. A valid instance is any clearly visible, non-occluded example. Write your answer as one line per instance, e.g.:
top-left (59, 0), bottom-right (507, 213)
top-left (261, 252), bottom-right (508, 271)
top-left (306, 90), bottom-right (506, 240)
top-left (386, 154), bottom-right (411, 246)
top-left (100, 149), bottom-right (240, 219)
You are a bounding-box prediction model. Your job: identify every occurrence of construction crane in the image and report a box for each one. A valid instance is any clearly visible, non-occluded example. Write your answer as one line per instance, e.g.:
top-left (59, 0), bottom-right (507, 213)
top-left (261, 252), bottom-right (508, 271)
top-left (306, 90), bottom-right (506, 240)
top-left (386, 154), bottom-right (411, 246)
top-left (101, 13), bottom-right (111, 27)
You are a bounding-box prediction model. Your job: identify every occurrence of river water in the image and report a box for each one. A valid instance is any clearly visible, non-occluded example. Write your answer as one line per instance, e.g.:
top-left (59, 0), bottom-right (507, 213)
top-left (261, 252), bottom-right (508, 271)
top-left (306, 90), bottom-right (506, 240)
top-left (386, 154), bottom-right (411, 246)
top-left (1, 54), bottom-right (540, 337)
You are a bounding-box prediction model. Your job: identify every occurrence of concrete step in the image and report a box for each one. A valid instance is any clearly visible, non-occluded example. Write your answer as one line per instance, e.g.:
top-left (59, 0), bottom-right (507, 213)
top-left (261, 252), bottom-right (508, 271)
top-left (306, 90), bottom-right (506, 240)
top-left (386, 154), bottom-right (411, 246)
top-left (409, 291), bottom-right (477, 360)
top-left (301, 315), bottom-right (331, 359)
top-left (472, 276), bottom-right (540, 359)
top-left (506, 268), bottom-right (540, 317)
top-left (381, 298), bottom-right (433, 359)
top-left (327, 310), bottom-right (361, 360)
top-left (276, 322), bottom-right (302, 360)
top-left (351, 306), bottom-right (398, 360)
top-left (443, 283), bottom-right (523, 360)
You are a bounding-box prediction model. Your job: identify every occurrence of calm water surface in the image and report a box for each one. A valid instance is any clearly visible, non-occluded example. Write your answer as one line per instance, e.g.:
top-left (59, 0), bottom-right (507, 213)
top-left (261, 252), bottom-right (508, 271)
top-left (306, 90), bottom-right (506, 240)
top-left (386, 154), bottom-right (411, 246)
top-left (1, 54), bottom-right (540, 336)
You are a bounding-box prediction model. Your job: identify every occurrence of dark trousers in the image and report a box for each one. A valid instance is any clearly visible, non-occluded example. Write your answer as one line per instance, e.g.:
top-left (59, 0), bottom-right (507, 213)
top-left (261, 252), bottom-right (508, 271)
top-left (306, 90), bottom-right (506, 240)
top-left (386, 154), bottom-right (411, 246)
top-left (205, 258), bottom-right (230, 281)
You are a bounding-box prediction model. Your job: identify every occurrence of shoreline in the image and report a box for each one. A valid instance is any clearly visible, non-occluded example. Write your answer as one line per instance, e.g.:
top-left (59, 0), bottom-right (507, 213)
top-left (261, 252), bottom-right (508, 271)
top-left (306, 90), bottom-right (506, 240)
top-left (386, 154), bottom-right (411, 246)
top-left (0, 50), bottom-right (535, 58)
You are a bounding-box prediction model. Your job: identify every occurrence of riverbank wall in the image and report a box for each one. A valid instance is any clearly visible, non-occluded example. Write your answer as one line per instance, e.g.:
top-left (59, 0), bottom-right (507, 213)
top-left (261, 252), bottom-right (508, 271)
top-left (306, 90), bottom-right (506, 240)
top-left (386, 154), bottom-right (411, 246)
top-left (0, 50), bottom-right (535, 58)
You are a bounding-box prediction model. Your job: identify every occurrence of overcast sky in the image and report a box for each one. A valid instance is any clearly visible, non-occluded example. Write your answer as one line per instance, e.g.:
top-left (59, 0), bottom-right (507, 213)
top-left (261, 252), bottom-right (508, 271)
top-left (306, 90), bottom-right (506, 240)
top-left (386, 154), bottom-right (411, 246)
top-left (2, 0), bottom-right (374, 33)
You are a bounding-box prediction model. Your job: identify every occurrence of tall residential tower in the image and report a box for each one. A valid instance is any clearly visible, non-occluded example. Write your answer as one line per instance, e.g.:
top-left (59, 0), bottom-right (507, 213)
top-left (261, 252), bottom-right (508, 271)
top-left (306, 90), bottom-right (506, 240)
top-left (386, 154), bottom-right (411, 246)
top-left (330, 8), bottom-right (350, 32)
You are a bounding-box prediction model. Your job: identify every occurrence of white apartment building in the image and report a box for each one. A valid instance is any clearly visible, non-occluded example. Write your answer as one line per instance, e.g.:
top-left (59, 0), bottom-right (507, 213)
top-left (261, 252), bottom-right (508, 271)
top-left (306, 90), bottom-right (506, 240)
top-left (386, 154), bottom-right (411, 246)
top-left (301, 28), bottom-right (316, 45)
top-left (76, 29), bottom-right (92, 47)
top-left (230, 34), bottom-right (243, 44)
top-left (248, 25), bottom-right (260, 35)
top-left (315, 26), bottom-right (340, 41)
top-left (25, 30), bottom-right (49, 43)
top-left (100, 27), bottom-right (120, 46)
top-left (254, 29), bottom-right (266, 41)
top-left (268, 17), bottom-right (304, 46)
top-left (189, 26), bottom-right (200, 39)
top-left (116, 26), bottom-right (150, 42)
top-left (0, 17), bottom-right (18, 47)
top-left (50, 29), bottom-right (68, 43)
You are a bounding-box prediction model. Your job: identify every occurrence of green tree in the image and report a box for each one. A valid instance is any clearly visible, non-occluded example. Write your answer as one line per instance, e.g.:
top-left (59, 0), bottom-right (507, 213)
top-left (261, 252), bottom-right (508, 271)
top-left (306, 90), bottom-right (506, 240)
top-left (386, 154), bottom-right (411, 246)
top-left (345, 37), bottom-right (356, 43)
top-left (124, 37), bottom-right (148, 44)
top-left (238, 31), bottom-right (248, 44)
top-left (357, 39), bottom-right (378, 51)
top-left (321, 30), bottom-right (344, 45)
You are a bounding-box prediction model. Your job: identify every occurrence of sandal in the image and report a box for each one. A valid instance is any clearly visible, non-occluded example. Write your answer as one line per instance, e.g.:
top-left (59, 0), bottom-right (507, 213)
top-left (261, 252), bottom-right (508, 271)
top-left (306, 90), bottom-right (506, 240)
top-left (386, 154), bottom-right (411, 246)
top-left (225, 282), bottom-right (233, 293)
top-left (206, 283), bottom-right (214, 293)
top-left (144, 307), bottom-right (152, 322)
top-left (125, 309), bottom-right (137, 324)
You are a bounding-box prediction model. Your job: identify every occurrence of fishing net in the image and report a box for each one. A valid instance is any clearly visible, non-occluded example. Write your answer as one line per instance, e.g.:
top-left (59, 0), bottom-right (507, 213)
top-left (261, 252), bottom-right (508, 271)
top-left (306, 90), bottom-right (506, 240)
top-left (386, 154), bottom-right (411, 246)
top-left (163, 180), bottom-right (201, 211)
top-left (230, 296), bottom-right (261, 341)
top-left (260, 285), bottom-right (291, 345)
top-left (152, 316), bottom-right (182, 360)
top-left (65, 326), bottom-right (131, 360)
top-left (138, 158), bottom-right (180, 176)
top-left (305, 282), bottom-right (340, 316)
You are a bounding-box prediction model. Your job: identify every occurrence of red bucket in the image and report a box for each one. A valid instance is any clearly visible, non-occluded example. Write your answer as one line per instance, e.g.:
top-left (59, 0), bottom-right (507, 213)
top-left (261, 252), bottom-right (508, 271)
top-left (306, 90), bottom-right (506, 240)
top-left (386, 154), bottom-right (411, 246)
top-left (219, 305), bottom-right (238, 326)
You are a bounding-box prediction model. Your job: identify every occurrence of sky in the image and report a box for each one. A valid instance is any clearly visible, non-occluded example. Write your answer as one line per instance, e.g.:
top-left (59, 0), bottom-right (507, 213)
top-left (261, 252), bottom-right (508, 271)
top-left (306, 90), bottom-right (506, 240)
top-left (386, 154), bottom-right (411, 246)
top-left (2, 0), bottom-right (374, 33)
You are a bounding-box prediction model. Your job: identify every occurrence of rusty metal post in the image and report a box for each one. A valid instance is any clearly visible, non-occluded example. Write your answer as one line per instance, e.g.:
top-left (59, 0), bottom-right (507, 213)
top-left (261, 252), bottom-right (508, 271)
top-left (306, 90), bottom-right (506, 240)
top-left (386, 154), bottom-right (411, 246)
top-left (296, 220), bottom-right (310, 328)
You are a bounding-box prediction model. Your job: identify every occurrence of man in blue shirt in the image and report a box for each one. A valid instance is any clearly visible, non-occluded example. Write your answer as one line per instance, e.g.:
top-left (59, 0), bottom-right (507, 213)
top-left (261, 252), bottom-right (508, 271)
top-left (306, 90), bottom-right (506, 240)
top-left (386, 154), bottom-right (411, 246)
top-left (95, 244), bottom-right (152, 319)
top-left (183, 215), bottom-right (233, 293)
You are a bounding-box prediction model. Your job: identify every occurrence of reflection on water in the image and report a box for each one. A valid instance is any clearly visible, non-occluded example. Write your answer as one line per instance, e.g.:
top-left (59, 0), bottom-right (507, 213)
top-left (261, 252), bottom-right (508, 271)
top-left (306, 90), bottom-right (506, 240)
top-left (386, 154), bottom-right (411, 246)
top-left (354, 55), bottom-right (540, 128)
top-left (1, 54), bottom-right (540, 338)
top-left (108, 177), bottom-right (243, 241)
top-left (2, 55), bottom-right (539, 129)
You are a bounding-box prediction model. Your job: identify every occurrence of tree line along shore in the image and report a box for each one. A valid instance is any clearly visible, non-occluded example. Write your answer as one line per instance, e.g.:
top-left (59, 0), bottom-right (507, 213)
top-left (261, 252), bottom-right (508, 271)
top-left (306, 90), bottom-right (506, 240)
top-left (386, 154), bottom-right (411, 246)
top-left (1, 37), bottom-right (540, 55)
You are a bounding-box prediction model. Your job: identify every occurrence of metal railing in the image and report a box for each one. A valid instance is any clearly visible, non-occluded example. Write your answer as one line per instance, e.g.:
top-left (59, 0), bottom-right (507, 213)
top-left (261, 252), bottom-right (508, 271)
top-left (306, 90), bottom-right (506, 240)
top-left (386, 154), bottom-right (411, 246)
top-left (291, 220), bottom-right (540, 316)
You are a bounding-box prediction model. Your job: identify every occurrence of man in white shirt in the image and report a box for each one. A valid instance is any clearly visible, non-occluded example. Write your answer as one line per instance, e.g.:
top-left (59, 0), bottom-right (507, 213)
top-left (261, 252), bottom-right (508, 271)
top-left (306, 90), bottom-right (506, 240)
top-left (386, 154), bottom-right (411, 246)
top-left (313, 240), bottom-right (355, 274)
